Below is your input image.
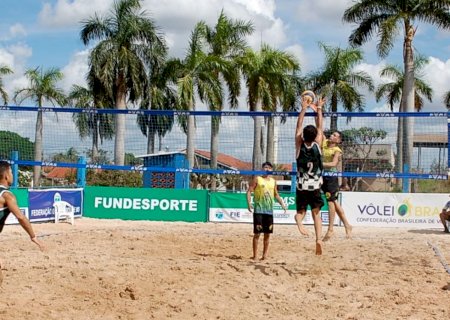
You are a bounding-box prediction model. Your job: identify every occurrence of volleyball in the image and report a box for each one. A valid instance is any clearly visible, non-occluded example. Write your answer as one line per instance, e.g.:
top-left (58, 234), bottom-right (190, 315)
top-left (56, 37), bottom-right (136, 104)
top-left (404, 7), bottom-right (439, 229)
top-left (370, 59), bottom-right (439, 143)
top-left (301, 90), bottom-right (316, 104)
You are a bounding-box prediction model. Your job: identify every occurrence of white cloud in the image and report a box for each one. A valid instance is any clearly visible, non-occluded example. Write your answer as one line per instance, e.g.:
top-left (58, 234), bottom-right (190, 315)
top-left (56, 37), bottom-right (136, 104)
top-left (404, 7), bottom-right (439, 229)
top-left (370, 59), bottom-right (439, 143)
top-left (296, 0), bottom-right (352, 26)
top-left (423, 57), bottom-right (450, 110)
top-left (38, 0), bottom-right (288, 57)
top-left (284, 44), bottom-right (307, 68)
top-left (9, 23), bottom-right (27, 38)
top-left (60, 50), bottom-right (89, 93)
top-left (38, 0), bottom-right (113, 27)
top-left (0, 43), bottom-right (33, 102)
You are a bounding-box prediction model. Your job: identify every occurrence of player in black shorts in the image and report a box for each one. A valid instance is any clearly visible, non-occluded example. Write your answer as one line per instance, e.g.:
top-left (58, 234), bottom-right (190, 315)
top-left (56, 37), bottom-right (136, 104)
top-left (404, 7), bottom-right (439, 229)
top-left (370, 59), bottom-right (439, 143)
top-left (320, 131), bottom-right (352, 241)
top-left (294, 92), bottom-right (325, 255)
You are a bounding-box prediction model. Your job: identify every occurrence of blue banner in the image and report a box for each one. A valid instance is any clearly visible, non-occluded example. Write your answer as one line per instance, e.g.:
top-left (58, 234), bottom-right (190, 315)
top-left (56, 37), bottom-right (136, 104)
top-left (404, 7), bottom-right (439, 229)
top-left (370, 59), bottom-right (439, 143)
top-left (28, 188), bottom-right (83, 222)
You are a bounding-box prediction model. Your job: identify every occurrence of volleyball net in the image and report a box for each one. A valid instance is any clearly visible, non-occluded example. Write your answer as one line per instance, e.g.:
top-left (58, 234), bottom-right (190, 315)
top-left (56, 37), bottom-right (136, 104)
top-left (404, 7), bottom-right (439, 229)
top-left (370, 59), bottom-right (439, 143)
top-left (0, 106), bottom-right (448, 190)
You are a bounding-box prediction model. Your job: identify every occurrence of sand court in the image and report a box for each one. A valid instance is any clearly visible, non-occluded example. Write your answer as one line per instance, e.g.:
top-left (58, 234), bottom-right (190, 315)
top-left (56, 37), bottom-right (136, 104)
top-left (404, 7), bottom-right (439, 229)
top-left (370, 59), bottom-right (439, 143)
top-left (1, 218), bottom-right (449, 319)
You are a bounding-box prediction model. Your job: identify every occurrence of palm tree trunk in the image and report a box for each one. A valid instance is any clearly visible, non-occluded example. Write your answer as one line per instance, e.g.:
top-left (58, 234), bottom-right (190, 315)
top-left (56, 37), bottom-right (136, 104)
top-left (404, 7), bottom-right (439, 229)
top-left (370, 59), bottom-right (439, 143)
top-left (210, 115), bottom-right (220, 191)
top-left (147, 128), bottom-right (156, 154)
top-left (187, 100), bottom-right (195, 168)
top-left (92, 129), bottom-right (99, 162)
top-left (330, 93), bottom-right (338, 131)
top-left (33, 110), bottom-right (43, 186)
top-left (266, 116), bottom-right (275, 164)
top-left (252, 101), bottom-right (263, 170)
top-left (114, 75), bottom-right (126, 165)
top-left (401, 23), bottom-right (416, 192)
top-left (158, 134), bottom-right (163, 151)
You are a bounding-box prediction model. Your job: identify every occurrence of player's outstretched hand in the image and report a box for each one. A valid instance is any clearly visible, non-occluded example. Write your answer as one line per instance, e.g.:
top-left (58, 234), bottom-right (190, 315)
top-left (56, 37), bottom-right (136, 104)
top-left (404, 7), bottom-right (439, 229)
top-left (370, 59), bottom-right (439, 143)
top-left (31, 237), bottom-right (46, 252)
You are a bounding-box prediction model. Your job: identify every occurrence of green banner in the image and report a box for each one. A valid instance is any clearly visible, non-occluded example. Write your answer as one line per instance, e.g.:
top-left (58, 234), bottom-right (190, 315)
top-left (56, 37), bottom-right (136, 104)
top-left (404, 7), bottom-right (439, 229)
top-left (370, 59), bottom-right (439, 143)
top-left (209, 192), bottom-right (330, 224)
top-left (209, 192), bottom-right (328, 211)
top-left (11, 188), bottom-right (28, 207)
top-left (84, 186), bottom-right (208, 222)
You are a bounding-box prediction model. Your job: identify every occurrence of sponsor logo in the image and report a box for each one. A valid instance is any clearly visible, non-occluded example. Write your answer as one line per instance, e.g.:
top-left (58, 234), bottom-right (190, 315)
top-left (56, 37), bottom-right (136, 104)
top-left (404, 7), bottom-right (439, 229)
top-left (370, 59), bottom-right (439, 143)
top-left (215, 211), bottom-right (224, 220)
top-left (174, 111), bottom-right (190, 116)
top-left (376, 172), bottom-right (395, 178)
top-left (376, 113), bottom-right (394, 117)
top-left (41, 161), bottom-right (57, 167)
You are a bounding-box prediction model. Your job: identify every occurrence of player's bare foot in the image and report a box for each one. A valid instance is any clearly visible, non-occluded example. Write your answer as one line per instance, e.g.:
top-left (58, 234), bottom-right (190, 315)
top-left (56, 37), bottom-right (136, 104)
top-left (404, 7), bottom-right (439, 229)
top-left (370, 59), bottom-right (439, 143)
top-left (298, 225), bottom-right (309, 236)
top-left (345, 225), bottom-right (353, 239)
top-left (444, 228), bottom-right (449, 233)
top-left (315, 240), bottom-right (323, 255)
top-left (323, 230), bottom-right (333, 242)
top-left (250, 256), bottom-right (257, 260)
top-left (260, 256), bottom-right (267, 261)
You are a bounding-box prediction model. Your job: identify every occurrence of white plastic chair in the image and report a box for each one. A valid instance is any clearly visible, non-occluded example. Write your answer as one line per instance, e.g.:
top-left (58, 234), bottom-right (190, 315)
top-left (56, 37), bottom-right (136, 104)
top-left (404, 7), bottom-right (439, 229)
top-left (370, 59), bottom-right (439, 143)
top-left (53, 201), bottom-right (75, 225)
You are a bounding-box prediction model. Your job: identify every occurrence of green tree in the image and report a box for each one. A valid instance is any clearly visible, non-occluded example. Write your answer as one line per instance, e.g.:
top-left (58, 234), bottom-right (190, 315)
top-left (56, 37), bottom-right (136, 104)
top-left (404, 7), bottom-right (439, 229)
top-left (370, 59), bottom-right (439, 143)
top-left (176, 22), bottom-right (224, 168)
top-left (375, 56), bottom-right (432, 176)
top-left (138, 59), bottom-right (178, 154)
top-left (308, 43), bottom-right (374, 131)
top-left (237, 44), bottom-right (299, 169)
top-left (375, 56), bottom-right (433, 112)
top-left (202, 11), bottom-right (253, 189)
top-left (51, 147), bottom-right (79, 163)
top-left (0, 131), bottom-right (34, 160)
top-left (14, 67), bottom-right (66, 186)
top-left (68, 79), bottom-right (114, 163)
top-left (0, 65), bottom-right (13, 105)
top-left (343, 0), bottom-right (450, 189)
top-left (444, 90), bottom-right (450, 110)
top-left (341, 127), bottom-right (390, 191)
top-left (80, 0), bottom-right (166, 165)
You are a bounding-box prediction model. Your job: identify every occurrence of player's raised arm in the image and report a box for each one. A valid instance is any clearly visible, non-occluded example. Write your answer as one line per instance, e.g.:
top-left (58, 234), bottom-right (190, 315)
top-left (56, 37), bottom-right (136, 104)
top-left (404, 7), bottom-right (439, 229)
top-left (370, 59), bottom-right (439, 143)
top-left (295, 97), bottom-right (309, 156)
top-left (314, 97), bottom-right (325, 145)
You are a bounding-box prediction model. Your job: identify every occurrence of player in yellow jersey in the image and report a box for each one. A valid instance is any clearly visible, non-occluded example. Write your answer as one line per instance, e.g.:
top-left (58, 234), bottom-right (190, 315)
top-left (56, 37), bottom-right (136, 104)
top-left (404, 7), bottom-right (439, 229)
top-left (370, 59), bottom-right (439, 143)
top-left (247, 162), bottom-right (287, 260)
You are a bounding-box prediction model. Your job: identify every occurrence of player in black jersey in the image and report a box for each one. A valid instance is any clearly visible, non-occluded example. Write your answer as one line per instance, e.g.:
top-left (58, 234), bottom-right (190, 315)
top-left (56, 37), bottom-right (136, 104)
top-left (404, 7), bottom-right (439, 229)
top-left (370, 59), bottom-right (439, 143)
top-left (294, 93), bottom-right (326, 255)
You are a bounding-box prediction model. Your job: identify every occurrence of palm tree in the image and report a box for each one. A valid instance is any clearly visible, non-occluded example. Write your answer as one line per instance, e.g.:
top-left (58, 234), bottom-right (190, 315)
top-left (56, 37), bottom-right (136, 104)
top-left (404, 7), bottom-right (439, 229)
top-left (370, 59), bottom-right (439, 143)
top-left (68, 82), bottom-right (114, 163)
top-left (308, 43), bottom-right (374, 131)
top-left (343, 0), bottom-right (450, 185)
top-left (14, 67), bottom-right (66, 186)
top-left (444, 91), bottom-right (450, 110)
top-left (237, 44), bottom-right (300, 169)
top-left (0, 65), bottom-right (13, 105)
top-left (375, 56), bottom-right (433, 175)
top-left (375, 56), bottom-right (433, 112)
top-left (80, 0), bottom-right (166, 165)
top-left (176, 22), bottom-right (225, 168)
top-left (137, 59), bottom-right (178, 154)
top-left (202, 11), bottom-right (253, 190)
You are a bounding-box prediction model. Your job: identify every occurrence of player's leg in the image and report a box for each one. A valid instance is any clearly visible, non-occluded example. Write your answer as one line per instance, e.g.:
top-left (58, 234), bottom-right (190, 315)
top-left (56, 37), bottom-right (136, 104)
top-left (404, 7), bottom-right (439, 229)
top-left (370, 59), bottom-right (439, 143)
top-left (260, 214), bottom-right (273, 260)
top-left (311, 190), bottom-right (324, 255)
top-left (295, 190), bottom-right (309, 236)
top-left (261, 233), bottom-right (270, 260)
top-left (333, 200), bottom-right (352, 238)
top-left (252, 214), bottom-right (263, 259)
top-left (323, 201), bottom-right (336, 241)
top-left (440, 211), bottom-right (449, 233)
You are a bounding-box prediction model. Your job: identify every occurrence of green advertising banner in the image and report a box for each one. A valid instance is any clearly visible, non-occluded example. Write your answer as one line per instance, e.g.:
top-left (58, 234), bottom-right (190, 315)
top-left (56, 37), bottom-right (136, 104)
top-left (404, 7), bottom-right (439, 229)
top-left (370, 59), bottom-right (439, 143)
top-left (6, 188), bottom-right (29, 224)
top-left (11, 188), bottom-right (28, 207)
top-left (209, 192), bottom-right (332, 225)
top-left (84, 186), bottom-right (208, 222)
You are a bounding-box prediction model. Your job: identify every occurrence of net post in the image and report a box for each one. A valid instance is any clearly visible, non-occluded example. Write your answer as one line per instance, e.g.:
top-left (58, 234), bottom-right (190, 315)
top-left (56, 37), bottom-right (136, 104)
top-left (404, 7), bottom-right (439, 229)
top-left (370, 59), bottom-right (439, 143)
top-left (447, 114), bottom-right (450, 177)
top-left (77, 156), bottom-right (86, 188)
top-left (402, 164), bottom-right (409, 193)
top-left (10, 150), bottom-right (18, 189)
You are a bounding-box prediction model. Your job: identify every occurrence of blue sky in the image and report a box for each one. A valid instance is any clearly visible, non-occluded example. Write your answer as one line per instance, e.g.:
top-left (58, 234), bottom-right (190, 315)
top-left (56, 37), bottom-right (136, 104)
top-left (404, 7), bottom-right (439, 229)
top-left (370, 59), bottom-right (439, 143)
top-left (0, 0), bottom-right (449, 112)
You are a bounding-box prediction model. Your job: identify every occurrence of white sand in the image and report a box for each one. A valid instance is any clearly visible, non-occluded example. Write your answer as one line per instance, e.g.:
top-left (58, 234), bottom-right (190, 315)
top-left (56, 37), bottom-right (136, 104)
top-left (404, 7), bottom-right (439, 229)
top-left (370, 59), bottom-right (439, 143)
top-left (1, 218), bottom-right (449, 319)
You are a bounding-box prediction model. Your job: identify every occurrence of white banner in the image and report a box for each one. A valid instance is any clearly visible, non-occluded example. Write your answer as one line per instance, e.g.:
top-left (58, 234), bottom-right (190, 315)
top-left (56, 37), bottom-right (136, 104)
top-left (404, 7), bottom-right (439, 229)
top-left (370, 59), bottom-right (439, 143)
top-left (5, 208), bottom-right (28, 225)
top-left (342, 192), bottom-right (448, 229)
top-left (209, 208), bottom-right (330, 225)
